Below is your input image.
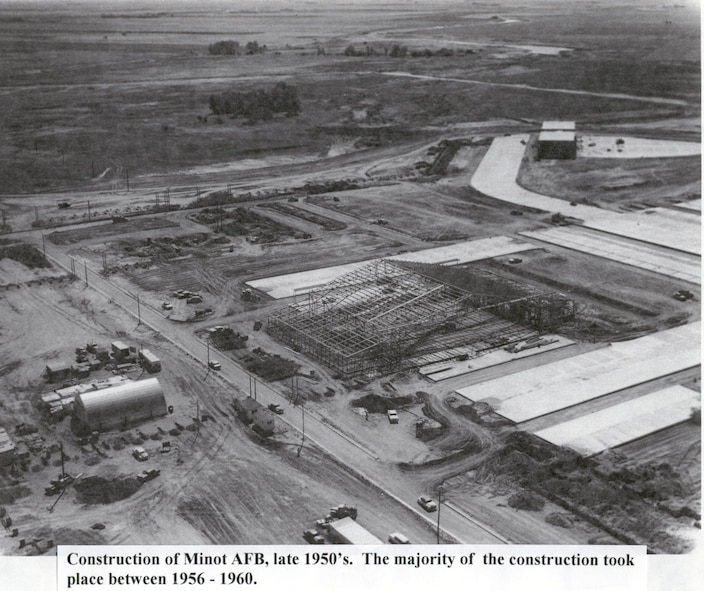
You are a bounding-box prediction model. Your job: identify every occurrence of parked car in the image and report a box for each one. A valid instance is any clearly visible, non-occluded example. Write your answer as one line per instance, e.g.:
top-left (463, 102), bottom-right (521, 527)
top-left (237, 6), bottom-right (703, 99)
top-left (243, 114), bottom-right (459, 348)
top-left (208, 360), bottom-right (221, 371)
top-left (388, 532), bottom-right (411, 544)
top-left (268, 403), bottom-right (284, 415)
top-left (161, 302), bottom-right (173, 310)
top-left (132, 446), bottom-right (148, 462)
top-left (303, 529), bottom-right (325, 544)
top-left (387, 409), bottom-right (399, 424)
top-left (417, 495), bottom-right (437, 512)
top-left (137, 469), bottom-right (161, 483)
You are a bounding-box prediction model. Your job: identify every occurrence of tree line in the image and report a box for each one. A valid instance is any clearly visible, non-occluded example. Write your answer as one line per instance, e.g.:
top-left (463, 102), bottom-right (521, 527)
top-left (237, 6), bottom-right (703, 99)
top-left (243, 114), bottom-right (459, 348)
top-left (344, 44), bottom-right (472, 57)
top-left (208, 83), bottom-right (301, 123)
top-left (208, 40), bottom-right (266, 55)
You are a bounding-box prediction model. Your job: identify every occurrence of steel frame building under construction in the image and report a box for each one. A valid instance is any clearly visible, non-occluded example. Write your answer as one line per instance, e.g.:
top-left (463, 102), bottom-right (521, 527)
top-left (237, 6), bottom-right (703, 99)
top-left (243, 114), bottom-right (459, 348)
top-left (267, 259), bottom-right (575, 377)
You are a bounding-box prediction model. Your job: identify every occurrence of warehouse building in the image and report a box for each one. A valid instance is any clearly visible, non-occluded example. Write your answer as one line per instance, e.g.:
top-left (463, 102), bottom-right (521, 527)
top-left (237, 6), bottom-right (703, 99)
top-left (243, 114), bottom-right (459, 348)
top-left (74, 377), bottom-right (167, 431)
top-left (537, 121), bottom-right (577, 160)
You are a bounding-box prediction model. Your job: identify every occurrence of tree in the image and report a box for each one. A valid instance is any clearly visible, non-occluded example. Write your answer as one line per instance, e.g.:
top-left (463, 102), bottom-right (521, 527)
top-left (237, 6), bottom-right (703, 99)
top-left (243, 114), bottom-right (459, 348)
top-left (209, 40), bottom-right (240, 55)
top-left (344, 45), bottom-right (357, 56)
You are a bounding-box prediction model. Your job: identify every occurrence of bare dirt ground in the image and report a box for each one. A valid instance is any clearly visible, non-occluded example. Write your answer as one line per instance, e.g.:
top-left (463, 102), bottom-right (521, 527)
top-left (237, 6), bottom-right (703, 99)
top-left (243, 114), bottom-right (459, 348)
top-left (0, 272), bottom-right (444, 556)
top-left (0, 0), bottom-right (700, 560)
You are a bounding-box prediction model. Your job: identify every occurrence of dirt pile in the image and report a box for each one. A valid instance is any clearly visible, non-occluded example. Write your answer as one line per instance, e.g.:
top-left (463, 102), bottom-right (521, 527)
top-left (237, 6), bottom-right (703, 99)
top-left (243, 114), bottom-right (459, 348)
top-left (241, 348), bottom-right (299, 381)
top-left (351, 393), bottom-right (416, 413)
top-left (74, 476), bottom-right (141, 505)
top-left (0, 244), bottom-right (50, 269)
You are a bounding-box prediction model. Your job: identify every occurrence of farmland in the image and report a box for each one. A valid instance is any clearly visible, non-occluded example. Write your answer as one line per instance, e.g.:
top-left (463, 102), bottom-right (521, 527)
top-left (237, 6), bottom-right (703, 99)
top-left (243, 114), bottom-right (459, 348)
top-left (0, 0), bottom-right (700, 568)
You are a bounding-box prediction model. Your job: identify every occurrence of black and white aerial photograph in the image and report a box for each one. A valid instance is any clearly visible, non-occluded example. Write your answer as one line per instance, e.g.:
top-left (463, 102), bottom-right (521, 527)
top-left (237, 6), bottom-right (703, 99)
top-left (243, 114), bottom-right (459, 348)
top-left (0, 0), bottom-right (700, 569)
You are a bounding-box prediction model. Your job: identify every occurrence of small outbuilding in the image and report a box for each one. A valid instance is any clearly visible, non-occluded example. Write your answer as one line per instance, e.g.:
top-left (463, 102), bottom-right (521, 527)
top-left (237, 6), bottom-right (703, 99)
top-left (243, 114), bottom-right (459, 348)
top-left (111, 341), bottom-right (131, 360)
top-left (74, 377), bottom-right (167, 431)
top-left (46, 361), bottom-right (73, 383)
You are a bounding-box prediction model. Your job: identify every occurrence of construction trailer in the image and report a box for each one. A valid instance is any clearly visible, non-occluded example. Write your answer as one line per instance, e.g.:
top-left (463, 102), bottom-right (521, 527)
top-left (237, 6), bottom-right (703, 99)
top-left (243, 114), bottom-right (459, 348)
top-left (328, 517), bottom-right (383, 545)
top-left (138, 349), bottom-right (161, 373)
top-left (73, 377), bottom-right (167, 432)
top-left (267, 259), bottom-right (575, 377)
top-left (0, 427), bottom-right (16, 466)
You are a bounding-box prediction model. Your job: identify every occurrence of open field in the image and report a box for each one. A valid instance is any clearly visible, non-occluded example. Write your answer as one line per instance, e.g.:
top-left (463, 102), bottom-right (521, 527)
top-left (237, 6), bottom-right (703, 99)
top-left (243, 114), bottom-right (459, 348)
top-left (0, 0), bottom-right (700, 563)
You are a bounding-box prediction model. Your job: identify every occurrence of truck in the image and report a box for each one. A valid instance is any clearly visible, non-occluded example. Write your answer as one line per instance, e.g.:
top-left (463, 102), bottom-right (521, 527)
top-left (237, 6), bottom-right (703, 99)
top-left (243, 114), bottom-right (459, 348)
top-left (327, 517), bottom-right (383, 545)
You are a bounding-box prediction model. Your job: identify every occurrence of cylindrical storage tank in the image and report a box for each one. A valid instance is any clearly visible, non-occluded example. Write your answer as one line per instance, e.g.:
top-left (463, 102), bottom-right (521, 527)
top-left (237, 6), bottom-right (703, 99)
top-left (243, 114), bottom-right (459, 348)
top-left (74, 377), bottom-right (167, 431)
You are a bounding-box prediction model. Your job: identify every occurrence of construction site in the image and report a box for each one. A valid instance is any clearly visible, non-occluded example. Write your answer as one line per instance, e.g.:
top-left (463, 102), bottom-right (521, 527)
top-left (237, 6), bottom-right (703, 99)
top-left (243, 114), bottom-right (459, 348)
top-left (0, 0), bottom-right (700, 578)
top-left (268, 259), bottom-right (575, 377)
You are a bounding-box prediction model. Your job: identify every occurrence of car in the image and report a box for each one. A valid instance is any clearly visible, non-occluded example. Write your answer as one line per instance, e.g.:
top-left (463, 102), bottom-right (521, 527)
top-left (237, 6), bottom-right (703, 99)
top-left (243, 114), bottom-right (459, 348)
top-left (132, 446), bottom-right (148, 461)
top-left (417, 496), bottom-right (437, 512)
top-left (161, 302), bottom-right (173, 310)
top-left (315, 518), bottom-right (330, 532)
top-left (137, 469), bottom-right (161, 483)
top-left (208, 360), bottom-right (221, 371)
top-left (508, 258), bottom-right (523, 264)
top-left (303, 529), bottom-right (325, 544)
top-left (387, 409), bottom-right (399, 424)
top-left (268, 403), bottom-right (284, 415)
top-left (388, 532), bottom-right (411, 544)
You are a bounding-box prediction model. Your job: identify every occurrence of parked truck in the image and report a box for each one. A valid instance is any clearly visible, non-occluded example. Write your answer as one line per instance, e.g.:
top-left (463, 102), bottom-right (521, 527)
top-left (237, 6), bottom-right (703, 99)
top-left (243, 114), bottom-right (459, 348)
top-left (327, 517), bottom-right (383, 545)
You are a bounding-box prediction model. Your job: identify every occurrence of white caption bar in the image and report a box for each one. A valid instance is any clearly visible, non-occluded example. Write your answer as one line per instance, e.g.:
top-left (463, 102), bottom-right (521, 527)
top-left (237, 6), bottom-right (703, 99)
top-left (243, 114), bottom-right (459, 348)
top-left (57, 545), bottom-right (647, 591)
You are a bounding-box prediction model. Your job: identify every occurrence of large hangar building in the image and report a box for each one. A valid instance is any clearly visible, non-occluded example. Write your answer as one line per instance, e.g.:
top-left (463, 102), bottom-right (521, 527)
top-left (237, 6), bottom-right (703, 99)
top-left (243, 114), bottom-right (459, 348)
top-left (537, 121), bottom-right (577, 160)
top-left (74, 377), bottom-right (168, 431)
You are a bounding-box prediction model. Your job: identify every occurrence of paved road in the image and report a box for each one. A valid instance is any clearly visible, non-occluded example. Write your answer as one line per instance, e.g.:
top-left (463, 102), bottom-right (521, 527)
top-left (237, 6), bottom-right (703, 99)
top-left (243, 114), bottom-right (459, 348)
top-left (379, 71), bottom-right (691, 107)
top-left (469, 134), bottom-right (701, 255)
top-left (27, 230), bottom-right (507, 545)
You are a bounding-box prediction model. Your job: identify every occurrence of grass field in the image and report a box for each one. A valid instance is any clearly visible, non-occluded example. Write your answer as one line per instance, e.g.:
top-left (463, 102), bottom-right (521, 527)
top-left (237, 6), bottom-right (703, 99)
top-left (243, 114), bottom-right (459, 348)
top-left (0, 0), bottom-right (698, 194)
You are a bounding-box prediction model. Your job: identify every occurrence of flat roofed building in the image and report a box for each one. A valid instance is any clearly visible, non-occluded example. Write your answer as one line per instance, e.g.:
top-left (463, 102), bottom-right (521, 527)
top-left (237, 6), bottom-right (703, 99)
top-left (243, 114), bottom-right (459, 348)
top-left (541, 121), bottom-right (576, 131)
top-left (537, 130), bottom-right (577, 160)
top-left (46, 361), bottom-right (73, 383)
top-left (74, 377), bottom-right (167, 431)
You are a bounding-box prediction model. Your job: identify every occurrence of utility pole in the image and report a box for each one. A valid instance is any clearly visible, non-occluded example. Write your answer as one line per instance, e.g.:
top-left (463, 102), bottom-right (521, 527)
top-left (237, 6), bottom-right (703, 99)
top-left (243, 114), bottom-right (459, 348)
top-left (42, 234), bottom-right (46, 258)
top-left (248, 374), bottom-right (257, 400)
top-left (126, 169), bottom-right (130, 192)
top-left (83, 260), bottom-right (88, 285)
top-left (136, 294), bottom-right (141, 325)
top-left (436, 486), bottom-right (443, 544)
top-left (206, 336), bottom-right (210, 366)
top-left (297, 403), bottom-right (305, 457)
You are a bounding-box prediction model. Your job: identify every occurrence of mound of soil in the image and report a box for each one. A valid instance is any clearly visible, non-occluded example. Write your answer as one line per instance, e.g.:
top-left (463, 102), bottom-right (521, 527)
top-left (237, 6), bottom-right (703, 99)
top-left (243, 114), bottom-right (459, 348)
top-left (0, 244), bottom-right (50, 269)
top-left (74, 476), bottom-right (141, 505)
top-left (351, 393), bottom-right (416, 413)
top-left (545, 512), bottom-right (574, 528)
top-left (508, 490), bottom-right (545, 511)
top-left (0, 484), bottom-right (32, 504)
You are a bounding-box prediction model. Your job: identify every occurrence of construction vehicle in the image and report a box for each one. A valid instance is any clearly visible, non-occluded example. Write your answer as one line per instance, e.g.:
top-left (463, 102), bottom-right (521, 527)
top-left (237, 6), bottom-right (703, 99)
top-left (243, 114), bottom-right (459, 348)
top-left (327, 504), bottom-right (358, 520)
